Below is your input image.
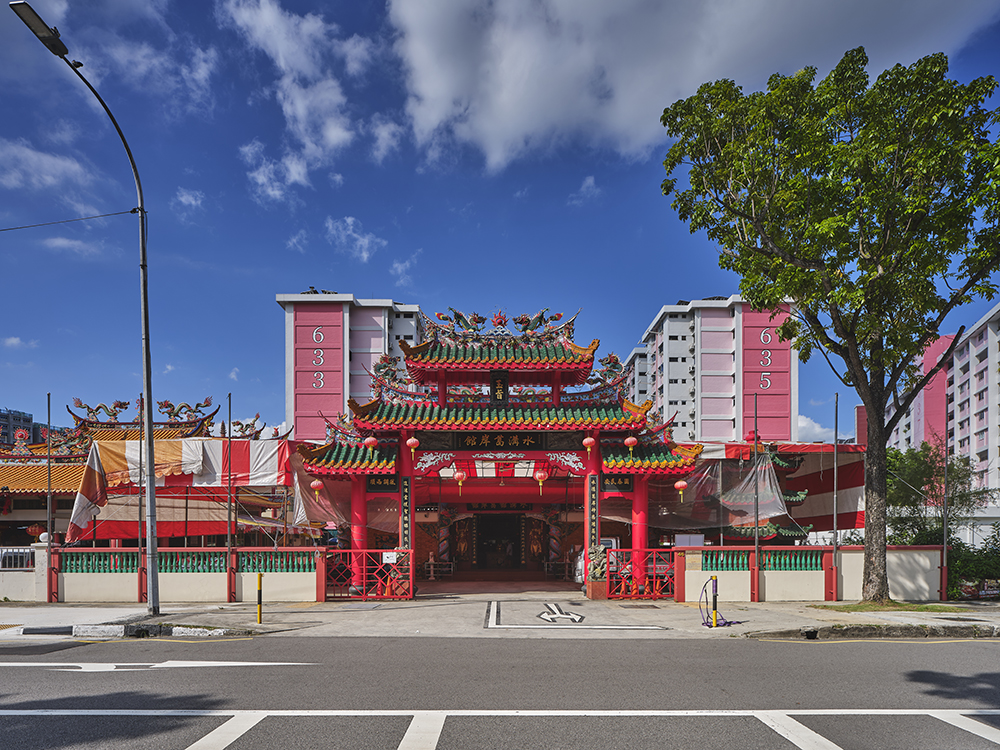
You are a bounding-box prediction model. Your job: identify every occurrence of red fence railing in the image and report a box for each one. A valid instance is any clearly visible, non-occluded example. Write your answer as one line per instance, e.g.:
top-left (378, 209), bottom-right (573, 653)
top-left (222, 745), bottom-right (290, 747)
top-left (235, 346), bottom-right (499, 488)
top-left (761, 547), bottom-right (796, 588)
top-left (322, 549), bottom-right (414, 601)
top-left (607, 549), bottom-right (675, 600)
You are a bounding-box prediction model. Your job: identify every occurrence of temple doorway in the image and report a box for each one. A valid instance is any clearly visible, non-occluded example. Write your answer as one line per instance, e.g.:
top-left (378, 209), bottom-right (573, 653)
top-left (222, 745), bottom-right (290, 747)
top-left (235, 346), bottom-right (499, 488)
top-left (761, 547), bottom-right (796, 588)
top-left (475, 513), bottom-right (522, 570)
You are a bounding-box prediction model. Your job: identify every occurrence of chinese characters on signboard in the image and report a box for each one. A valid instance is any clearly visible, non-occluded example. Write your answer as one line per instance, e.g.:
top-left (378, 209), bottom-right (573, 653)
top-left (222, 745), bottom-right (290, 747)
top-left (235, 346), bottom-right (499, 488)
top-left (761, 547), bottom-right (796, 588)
top-left (601, 474), bottom-right (634, 493)
top-left (366, 475), bottom-right (400, 493)
top-left (455, 432), bottom-right (543, 450)
top-left (490, 370), bottom-right (509, 406)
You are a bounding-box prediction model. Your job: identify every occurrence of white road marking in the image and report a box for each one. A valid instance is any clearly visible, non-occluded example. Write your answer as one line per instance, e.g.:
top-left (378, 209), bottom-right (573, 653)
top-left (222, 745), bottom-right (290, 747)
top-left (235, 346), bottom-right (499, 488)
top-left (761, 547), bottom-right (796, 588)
top-left (756, 711), bottom-right (843, 750)
top-left (397, 711), bottom-right (447, 750)
top-left (929, 711), bottom-right (1000, 744)
top-left (486, 601), bottom-right (664, 630)
top-left (537, 603), bottom-right (584, 623)
top-left (0, 661), bottom-right (312, 672)
top-left (185, 712), bottom-right (267, 750)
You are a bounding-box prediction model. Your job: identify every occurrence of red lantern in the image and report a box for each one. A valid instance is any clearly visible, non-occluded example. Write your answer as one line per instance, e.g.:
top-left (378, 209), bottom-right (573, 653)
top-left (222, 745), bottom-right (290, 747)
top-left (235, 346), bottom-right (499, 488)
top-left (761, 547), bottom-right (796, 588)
top-left (533, 469), bottom-right (549, 495)
top-left (454, 469), bottom-right (467, 496)
top-left (406, 437), bottom-right (419, 460)
top-left (674, 479), bottom-right (688, 503)
top-left (624, 435), bottom-right (638, 458)
top-left (309, 479), bottom-right (323, 498)
top-left (582, 436), bottom-right (595, 456)
top-left (26, 523), bottom-right (45, 537)
top-left (363, 436), bottom-right (378, 450)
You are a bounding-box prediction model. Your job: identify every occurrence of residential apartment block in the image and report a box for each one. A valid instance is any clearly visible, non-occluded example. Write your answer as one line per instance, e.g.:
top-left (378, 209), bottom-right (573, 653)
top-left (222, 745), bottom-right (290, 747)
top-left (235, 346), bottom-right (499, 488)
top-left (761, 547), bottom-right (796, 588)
top-left (638, 296), bottom-right (799, 442)
top-left (0, 409), bottom-right (43, 445)
top-left (883, 302), bottom-right (1000, 546)
top-left (276, 293), bottom-right (423, 442)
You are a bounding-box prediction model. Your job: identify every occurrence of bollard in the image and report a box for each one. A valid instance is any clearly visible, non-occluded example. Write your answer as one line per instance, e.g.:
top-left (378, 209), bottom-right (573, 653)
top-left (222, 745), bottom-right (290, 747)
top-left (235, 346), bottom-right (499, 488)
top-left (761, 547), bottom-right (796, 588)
top-left (711, 575), bottom-right (718, 628)
top-left (257, 572), bottom-right (262, 624)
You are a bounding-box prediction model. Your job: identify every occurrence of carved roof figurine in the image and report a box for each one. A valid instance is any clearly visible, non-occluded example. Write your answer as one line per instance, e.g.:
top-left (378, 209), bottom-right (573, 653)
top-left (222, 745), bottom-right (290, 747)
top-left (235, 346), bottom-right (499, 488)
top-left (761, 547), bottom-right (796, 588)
top-left (231, 412), bottom-right (266, 440)
top-left (435, 308), bottom-right (487, 334)
top-left (157, 397), bottom-right (214, 423)
top-left (72, 398), bottom-right (130, 423)
top-left (587, 352), bottom-right (624, 387)
top-left (512, 308), bottom-right (562, 333)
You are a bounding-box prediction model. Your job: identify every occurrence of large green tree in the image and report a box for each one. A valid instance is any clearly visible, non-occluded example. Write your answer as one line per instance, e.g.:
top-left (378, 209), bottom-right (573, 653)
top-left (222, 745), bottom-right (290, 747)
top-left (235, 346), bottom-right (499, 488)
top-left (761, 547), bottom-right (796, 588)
top-left (887, 441), bottom-right (997, 544)
top-left (661, 47), bottom-right (1000, 600)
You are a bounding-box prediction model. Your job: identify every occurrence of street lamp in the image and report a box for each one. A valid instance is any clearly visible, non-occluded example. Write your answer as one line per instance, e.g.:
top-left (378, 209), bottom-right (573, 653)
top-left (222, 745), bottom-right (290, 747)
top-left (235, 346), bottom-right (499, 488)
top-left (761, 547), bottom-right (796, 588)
top-left (11, 1), bottom-right (161, 613)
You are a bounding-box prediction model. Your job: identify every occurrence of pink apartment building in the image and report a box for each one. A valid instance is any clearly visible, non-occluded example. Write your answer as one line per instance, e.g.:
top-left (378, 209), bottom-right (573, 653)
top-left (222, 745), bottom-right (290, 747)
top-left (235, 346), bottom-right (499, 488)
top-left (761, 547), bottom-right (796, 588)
top-left (276, 293), bottom-right (423, 442)
top-left (639, 296), bottom-right (799, 442)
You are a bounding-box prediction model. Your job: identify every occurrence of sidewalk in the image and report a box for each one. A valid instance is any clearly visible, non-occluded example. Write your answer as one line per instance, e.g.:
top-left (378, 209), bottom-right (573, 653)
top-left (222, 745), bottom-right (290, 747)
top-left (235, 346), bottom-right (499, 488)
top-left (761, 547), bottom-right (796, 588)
top-left (2, 582), bottom-right (999, 640)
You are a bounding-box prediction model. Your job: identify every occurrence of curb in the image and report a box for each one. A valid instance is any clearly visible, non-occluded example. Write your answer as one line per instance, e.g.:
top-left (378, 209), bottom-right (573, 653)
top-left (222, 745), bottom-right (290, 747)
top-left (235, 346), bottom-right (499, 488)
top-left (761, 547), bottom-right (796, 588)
top-left (746, 623), bottom-right (1000, 640)
top-left (67, 623), bottom-right (253, 638)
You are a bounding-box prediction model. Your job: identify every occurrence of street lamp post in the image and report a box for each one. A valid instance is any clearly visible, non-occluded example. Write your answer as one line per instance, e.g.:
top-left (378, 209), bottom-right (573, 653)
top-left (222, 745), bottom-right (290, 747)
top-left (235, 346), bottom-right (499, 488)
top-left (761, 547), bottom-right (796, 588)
top-left (11, 1), bottom-right (160, 613)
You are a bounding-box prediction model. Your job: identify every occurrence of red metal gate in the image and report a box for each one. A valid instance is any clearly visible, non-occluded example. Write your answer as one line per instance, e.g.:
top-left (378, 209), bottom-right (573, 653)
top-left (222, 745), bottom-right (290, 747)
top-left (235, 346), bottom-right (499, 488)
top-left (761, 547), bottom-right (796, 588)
top-left (607, 549), bottom-right (675, 600)
top-left (324, 549), bottom-right (414, 601)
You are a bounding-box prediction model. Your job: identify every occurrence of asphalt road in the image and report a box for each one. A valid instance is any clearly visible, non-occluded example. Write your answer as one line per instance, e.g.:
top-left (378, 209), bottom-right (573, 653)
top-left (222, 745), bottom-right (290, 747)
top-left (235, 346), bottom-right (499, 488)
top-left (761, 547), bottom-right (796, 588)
top-left (1, 635), bottom-right (999, 749)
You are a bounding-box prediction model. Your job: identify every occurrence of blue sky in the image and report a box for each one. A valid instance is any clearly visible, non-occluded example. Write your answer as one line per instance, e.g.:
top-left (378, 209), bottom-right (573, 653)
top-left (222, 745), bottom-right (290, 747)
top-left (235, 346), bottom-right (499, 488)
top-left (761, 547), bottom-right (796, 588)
top-left (3, 0), bottom-right (1000, 440)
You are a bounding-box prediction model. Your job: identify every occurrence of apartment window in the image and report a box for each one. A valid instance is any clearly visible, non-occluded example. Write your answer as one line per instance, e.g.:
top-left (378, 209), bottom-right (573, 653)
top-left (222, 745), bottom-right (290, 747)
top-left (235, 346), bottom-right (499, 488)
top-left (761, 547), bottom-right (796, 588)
top-left (669, 400), bottom-right (679, 405)
top-left (668, 379), bottom-right (678, 384)
top-left (669, 335), bottom-right (679, 341)
top-left (669, 357), bottom-right (679, 362)
top-left (403, 335), bottom-right (413, 340)
top-left (403, 313), bottom-right (414, 318)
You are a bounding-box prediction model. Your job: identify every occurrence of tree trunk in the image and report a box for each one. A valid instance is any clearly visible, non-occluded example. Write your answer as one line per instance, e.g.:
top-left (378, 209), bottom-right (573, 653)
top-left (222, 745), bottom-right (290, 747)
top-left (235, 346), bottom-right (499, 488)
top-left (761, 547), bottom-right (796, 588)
top-left (862, 415), bottom-right (891, 601)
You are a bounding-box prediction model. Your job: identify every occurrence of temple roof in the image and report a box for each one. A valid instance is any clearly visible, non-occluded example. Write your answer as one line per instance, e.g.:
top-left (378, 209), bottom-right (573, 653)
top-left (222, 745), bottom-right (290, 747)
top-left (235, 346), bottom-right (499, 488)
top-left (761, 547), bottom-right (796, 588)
top-left (299, 442), bottom-right (397, 476)
top-left (0, 463), bottom-right (86, 494)
top-left (601, 443), bottom-right (702, 475)
top-left (347, 397), bottom-right (652, 432)
top-left (401, 309), bottom-right (598, 387)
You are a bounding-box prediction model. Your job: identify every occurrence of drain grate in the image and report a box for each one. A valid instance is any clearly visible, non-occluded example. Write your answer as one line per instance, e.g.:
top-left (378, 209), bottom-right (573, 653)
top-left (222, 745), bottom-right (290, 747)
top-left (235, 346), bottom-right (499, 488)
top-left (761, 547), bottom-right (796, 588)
top-left (619, 604), bottom-right (659, 609)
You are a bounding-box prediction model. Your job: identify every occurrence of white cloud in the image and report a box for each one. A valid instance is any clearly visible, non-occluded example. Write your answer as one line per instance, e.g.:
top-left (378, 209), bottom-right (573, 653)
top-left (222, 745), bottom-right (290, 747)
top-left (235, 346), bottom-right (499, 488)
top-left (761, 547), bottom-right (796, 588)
top-left (514, 187), bottom-right (529, 199)
top-left (329, 172), bottom-right (345, 187)
top-left (336, 34), bottom-right (376, 77)
top-left (388, 0), bottom-right (1000, 170)
top-left (41, 237), bottom-right (104, 258)
top-left (324, 216), bottom-right (387, 263)
top-left (220, 0), bottom-right (364, 202)
top-left (170, 187), bottom-right (206, 222)
top-left (390, 249), bottom-right (422, 287)
top-left (3, 337), bottom-right (38, 349)
top-left (229, 367), bottom-right (240, 381)
top-left (370, 115), bottom-right (404, 163)
top-left (567, 175), bottom-right (600, 206)
top-left (163, 364), bottom-right (175, 374)
top-left (286, 229), bottom-right (308, 253)
top-left (0, 138), bottom-right (91, 192)
top-left (798, 415), bottom-right (853, 443)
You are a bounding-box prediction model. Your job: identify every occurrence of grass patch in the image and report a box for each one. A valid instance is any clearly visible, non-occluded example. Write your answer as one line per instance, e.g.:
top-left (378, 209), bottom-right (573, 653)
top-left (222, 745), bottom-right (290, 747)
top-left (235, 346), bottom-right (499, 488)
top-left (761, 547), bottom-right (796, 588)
top-left (810, 601), bottom-right (969, 613)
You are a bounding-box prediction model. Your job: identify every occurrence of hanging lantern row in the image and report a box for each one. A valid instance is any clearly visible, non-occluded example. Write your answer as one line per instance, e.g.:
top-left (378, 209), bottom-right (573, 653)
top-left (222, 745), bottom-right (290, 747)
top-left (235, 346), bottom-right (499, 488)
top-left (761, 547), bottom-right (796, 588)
top-left (454, 469), bottom-right (467, 496)
top-left (406, 437), bottom-right (419, 459)
top-left (582, 436), bottom-right (595, 456)
top-left (674, 479), bottom-right (688, 503)
top-left (624, 435), bottom-right (638, 458)
top-left (533, 469), bottom-right (549, 496)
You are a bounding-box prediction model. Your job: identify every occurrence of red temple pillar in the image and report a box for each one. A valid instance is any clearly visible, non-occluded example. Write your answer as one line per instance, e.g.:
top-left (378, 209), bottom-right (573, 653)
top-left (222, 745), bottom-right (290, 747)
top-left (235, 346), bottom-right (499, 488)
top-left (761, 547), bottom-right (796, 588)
top-left (399, 429), bottom-right (414, 552)
top-left (583, 430), bottom-right (601, 593)
top-left (350, 475), bottom-right (368, 593)
top-left (632, 476), bottom-right (649, 593)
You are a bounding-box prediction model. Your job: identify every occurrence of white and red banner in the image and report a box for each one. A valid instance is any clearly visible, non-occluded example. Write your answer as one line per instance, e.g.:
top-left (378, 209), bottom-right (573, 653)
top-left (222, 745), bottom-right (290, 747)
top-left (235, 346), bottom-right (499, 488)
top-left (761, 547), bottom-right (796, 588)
top-left (67, 439), bottom-right (292, 542)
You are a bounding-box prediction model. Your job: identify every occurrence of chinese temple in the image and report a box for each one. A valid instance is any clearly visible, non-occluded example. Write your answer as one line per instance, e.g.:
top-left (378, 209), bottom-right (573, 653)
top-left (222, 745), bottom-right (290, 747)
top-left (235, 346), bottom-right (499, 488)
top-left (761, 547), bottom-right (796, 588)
top-left (0, 397), bottom-right (294, 546)
top-left (295, 309), bottom-right (722, 583)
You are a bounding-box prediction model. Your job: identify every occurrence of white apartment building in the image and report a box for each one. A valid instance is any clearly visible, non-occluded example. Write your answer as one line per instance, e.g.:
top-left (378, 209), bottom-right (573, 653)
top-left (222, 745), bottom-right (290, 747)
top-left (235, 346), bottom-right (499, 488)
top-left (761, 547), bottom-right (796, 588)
top-left (640, 296), bottom-right (799, 443)
top-left (623, 346), bottom-right (649, 406)
top-left (943, 302), bottom-right (1000, 546)
top-left (276, 292), bottom-right (423, 442)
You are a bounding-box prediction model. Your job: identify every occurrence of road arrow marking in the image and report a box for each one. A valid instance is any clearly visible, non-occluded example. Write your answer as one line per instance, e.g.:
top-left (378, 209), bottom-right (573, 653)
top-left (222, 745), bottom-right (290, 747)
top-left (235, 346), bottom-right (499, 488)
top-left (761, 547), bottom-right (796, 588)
top-left (485, 602), bottom-right (665, 630)
top-left (537, 603), bottom-right (584, 623)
